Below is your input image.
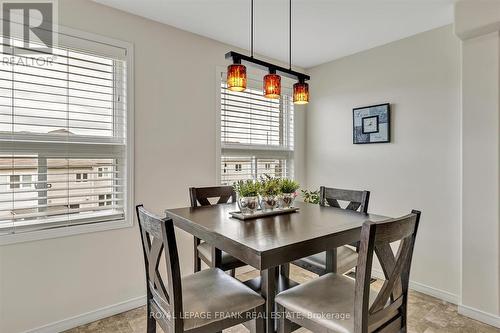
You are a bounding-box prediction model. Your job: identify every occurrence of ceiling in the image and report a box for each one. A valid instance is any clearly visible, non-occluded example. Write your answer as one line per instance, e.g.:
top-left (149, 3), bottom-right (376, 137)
top-left (93, 0), bottom-right (455, 68)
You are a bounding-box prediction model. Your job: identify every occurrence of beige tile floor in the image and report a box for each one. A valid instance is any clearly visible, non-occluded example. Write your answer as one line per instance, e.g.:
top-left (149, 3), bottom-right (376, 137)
top-left (65, 266), bottom-right (499, 333)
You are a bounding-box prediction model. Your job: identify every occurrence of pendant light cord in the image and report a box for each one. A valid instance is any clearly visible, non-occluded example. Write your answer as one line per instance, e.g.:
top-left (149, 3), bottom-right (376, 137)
top-left (289, 0), bottom-right (292, 70)
top-left (251, 0), bottom-right (254, 58)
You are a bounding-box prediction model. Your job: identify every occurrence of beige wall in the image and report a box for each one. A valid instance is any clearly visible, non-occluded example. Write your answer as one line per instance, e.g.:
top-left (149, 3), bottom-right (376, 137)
top-left (0, 1), bottom-right (306, 332)
top-left (305, 25), bottom-right (461, 300)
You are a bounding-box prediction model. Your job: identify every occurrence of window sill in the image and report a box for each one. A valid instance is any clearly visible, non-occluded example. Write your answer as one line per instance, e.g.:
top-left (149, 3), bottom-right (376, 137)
top-left (0, 217), bottom-right (133, 246)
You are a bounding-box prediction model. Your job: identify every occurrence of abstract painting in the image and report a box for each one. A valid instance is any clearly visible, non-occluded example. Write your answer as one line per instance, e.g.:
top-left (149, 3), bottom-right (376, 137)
top-left (353, 103), bottom-right (390, 144)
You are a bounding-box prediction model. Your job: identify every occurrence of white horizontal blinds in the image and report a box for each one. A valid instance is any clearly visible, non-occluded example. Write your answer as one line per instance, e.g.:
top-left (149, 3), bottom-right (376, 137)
top-left (0, 49), bottom-right (126, 141)
top-left (0, 33), bottom-right (127, 234)
top-left (220, 74), bottom-right (294, 185)
top-left (0, 155), bottom-right (125, 230)
top-left (221, 82), bottom-right (294, 148)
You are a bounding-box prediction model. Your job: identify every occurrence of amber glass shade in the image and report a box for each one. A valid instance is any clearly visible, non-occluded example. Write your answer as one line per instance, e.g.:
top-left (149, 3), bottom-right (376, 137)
top-left (227, 64), bottom-right (247, 92)
top-left (293, 82), bottom-right (309, 104)
top-left (263, 74), bottom-right (281, 99)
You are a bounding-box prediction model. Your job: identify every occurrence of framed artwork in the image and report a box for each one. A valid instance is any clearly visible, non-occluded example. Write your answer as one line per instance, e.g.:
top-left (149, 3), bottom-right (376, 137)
top-left (353, 103), bottom-right (390, 144)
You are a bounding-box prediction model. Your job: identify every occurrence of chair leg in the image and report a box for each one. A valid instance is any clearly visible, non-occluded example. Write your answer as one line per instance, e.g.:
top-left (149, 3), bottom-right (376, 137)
top-left (277, 304), bottom-right (292, 333)
top-left (280, 263), bottom-right (290, 278)
top-left (194, 237), bottom-right (201, 273)
top-left (230, 268), bottom-right (236, 277)
top-left (147, 310), bottom-right (156, 333)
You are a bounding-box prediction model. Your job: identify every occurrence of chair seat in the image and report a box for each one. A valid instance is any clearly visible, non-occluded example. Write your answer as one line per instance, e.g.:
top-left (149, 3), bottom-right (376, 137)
top-left (197, 241), bottom-right (245, 268)
top-left (182, 268), bottom-right (265, 331)
top-left (301, 246), bottom-right (358, 274)
top-left (276, 273), bottom-right (385, 333)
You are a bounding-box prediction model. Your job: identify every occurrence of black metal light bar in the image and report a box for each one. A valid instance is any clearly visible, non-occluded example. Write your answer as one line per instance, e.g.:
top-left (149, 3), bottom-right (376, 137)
top-left (225, 51), bottom-right (310, 82)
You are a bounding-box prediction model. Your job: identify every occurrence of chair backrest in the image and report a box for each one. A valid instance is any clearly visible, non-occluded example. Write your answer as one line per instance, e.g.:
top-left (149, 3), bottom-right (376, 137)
top-left (189, 186), bottom-right (236, 207)
top-left (319, 186), bottom-right (370, 213)
top-left (354, 210), bottom-right (421, 333)
top-left (136, 205), bottom-right (183, 331)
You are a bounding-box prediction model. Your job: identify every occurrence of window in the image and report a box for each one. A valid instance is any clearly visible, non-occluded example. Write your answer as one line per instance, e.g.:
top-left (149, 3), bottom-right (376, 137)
top-left (219, 73), bottom-right (294, 185)
top-left (98, 194), bottom-right (112, 207)
top-left (9, 175), bottom-right (20, 189)
top-left (0, 27), bottom-right (132, 243)
top-left (21, 175), bottom-right (32, 188)
top-left (75, 173), bottom-right (88, 182)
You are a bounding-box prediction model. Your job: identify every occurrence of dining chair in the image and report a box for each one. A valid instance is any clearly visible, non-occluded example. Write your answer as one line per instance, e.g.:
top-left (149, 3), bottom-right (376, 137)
top-left (276, 210), bottom-right (421, 333)
top-left (136, 205), bottom-right (265, 333)
top-left (189, 186), bottom-right (247, 277)
top-left (292, 186), bottom-right (370, 275)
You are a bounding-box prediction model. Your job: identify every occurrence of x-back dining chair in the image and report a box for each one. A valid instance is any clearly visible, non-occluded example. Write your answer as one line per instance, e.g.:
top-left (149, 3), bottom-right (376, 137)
top-left (292, 186), bottom-right (371, 275)
top-left (136, 205), bottom-right (265, 333)
top-left (276, 210), bottom-right (421, 333)
top-left (189, 186), bottom-right (247, 277)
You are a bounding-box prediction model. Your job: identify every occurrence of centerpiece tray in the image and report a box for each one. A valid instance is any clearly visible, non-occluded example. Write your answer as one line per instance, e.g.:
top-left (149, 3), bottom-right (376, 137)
top-left (229, 207), bottom-right (299, 220)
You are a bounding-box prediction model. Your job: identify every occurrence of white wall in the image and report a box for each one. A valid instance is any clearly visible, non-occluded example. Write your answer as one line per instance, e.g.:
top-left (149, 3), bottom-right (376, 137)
top-left (455, 0), bottom-right (500, 325)
top-left (305, 25), bottom-right (461, 301)
top-left (461, 29), bottom-right (500, 320)
top-left (0, 1), bottom-right (306, 332)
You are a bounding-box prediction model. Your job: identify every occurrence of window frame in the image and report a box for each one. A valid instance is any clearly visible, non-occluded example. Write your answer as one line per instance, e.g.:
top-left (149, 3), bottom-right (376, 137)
top-left (215, 66), bottom-right (295, 185)
top-left (0, 24), bottom-right (134, 245)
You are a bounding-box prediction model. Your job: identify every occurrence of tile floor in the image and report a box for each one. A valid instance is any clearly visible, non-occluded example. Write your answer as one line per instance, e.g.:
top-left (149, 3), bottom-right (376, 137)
top-left (65, 266), bottom-right (499, 333)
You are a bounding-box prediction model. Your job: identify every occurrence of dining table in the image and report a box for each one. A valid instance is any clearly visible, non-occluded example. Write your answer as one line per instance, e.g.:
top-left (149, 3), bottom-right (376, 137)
top-left (165, 200), bottom-right (389, 333)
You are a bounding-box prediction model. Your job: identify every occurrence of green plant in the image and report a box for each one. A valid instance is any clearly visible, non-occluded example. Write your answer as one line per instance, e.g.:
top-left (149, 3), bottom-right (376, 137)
top-left (301, 189), bottom-right (320, 204)
top-left (233, 180), bottom-right (260, 197)
top-left (259, 175), bottom-right (281, 196)
top-left (280, 178), bottom-right (300, 194)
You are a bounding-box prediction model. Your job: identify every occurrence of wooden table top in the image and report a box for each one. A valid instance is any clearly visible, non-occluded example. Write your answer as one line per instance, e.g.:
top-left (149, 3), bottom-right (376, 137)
top-left (166, 201), bottom-right (389, 269)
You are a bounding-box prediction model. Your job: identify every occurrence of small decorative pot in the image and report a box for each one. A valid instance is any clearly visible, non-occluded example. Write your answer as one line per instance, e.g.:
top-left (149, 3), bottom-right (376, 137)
top-left (259, 194), bottom-right (279, 211)
top-left (280, 192), bottom-right (296, 209)
top-left (238, 196), bottom-right (259, 215)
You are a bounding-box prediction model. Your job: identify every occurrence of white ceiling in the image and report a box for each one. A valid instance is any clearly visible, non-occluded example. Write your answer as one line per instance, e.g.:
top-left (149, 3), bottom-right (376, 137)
top-left (93, 0), bottom-right (455, 68)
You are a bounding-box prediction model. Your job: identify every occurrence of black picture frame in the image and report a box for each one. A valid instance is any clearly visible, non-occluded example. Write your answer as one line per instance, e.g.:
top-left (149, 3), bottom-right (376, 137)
top-left (362, 115), bottom-right (379, 134)
top-left (352, 103), bottom-right (391, 144)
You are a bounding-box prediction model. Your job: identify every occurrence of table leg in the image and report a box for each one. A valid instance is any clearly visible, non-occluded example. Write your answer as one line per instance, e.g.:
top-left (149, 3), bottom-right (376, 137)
top-left (211, 246), bottom-right (222, 268)
top-left (261, 266), bottom-right (278, 333)
top-left (325, 248), bottom-right (338, 274)
top-left (279, 263), bottom-right (290, 278)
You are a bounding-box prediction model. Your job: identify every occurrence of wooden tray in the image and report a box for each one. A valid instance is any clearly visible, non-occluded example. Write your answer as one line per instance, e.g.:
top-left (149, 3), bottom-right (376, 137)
top-left (229, 207), bottom-right (299, 220)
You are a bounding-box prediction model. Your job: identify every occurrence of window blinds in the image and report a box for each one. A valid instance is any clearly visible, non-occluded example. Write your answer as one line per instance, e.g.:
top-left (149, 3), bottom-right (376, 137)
top-left (0, 34), bottom-right (128, 235)
top-left (220, 75), bottom-right (294, 185)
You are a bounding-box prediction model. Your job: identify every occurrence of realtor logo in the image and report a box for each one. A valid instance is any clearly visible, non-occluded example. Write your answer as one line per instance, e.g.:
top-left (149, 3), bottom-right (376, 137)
top-left (0, 0), bottom-right (57, 55)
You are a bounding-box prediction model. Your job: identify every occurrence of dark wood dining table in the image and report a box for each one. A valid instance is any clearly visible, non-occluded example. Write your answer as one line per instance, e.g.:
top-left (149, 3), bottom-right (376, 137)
top-left (165, 201), bottom-right (389, 333)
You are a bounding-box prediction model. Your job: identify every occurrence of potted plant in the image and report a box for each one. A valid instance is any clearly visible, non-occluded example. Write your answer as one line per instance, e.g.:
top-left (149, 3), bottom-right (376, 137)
top-left (279, 179), bottom-right (300, 208)
top-left (301, 189), bottom-right (320, 204)
top-left (259, 175), bottom-right (281, 211)
top-left (234, 180), bottom-right (260, 215)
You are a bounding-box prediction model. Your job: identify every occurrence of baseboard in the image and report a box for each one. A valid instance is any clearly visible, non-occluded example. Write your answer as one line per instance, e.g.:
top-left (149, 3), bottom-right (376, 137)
top-left (370, 269), bottom-right (459, 304)
top-left (458, 304), bottom-right (500, 328)
top-left (21, 295), bottom-right (146, 333)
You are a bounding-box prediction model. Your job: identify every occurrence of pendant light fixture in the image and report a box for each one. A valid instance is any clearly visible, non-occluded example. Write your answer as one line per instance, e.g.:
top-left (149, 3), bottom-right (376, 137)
top-left (225, 0), bottom-right (310, 100)
top-left (227, 62), bottom-right (246, 92)
top-left (264, 69), bottom-right (281, 99)
top-left (289, 0), bottom-right (309, 104)
top-left (226, 0), bottom-right (253, 92)
top-left (293, 79), bottom-right (309, 104)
